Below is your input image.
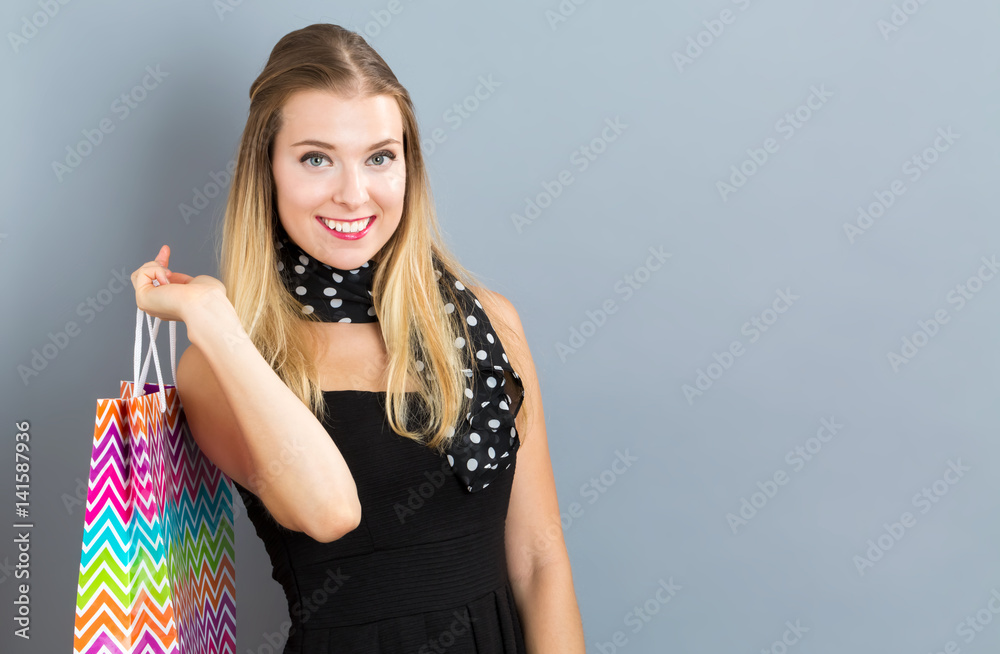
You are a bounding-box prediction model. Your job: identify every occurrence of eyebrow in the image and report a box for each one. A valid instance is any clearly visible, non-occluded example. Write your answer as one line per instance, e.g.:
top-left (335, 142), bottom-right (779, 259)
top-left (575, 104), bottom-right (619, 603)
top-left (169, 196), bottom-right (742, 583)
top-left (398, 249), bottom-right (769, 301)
top-left (290, 138), bottom-right (401, 150)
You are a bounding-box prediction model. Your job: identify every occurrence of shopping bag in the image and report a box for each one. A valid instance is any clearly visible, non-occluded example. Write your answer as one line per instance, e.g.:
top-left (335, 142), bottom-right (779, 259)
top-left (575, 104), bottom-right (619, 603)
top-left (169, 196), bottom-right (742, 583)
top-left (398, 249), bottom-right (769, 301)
top-left (73, 307), bottom-right (236, 653)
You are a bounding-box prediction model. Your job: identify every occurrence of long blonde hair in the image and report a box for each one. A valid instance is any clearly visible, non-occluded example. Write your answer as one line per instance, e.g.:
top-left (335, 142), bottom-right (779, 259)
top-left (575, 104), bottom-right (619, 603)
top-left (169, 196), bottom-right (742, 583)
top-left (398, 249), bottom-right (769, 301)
top-left (215, 23), bottom-right (528, 453)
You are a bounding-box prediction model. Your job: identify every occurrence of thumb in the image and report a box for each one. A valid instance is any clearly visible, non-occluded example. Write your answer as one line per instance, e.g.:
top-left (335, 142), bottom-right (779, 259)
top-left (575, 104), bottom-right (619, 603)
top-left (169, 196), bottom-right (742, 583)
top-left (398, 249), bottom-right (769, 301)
top-left (154, 244), bottom-right (171, 268)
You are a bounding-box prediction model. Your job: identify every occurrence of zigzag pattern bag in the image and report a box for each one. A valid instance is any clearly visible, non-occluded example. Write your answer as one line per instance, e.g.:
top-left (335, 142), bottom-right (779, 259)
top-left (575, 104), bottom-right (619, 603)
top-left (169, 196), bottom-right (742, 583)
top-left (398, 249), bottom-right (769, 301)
top-left (73, 307), bottom-right (237, 653)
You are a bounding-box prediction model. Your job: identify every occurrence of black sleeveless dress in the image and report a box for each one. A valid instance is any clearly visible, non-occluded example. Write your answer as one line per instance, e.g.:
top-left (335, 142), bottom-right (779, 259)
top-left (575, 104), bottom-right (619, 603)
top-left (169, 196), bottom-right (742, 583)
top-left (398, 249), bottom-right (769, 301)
top-left (234, 390), bottom-right (527, 653)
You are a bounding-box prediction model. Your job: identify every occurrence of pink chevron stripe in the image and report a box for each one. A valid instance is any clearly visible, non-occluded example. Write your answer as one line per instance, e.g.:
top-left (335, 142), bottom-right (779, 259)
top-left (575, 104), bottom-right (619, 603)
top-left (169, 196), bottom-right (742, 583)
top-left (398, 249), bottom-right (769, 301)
top-left (84, 470), bottom-right (132, 524)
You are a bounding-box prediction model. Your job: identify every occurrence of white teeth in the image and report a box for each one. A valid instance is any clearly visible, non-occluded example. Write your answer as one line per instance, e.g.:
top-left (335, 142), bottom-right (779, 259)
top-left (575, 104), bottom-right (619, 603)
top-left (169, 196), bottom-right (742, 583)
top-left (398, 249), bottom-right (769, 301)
top-left (323, 217), bottom-right (371, 233)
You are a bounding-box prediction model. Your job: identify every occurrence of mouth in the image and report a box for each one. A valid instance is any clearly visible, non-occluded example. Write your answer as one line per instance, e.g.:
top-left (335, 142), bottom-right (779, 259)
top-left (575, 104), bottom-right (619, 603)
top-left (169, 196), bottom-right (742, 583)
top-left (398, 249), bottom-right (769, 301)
top-left (317, 214), bottom-right (376, 240)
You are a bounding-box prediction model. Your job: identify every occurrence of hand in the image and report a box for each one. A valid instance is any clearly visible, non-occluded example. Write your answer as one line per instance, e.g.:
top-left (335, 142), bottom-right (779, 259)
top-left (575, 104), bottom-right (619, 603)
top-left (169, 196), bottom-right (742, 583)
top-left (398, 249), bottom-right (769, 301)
top-left (131, 245), bottom-right (227, 323)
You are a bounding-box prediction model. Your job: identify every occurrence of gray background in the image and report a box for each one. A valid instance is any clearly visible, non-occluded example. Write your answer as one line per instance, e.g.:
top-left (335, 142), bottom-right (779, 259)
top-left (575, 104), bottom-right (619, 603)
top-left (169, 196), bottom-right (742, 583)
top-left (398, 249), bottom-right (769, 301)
top-left (3, 0), bottom-right (1000, 652)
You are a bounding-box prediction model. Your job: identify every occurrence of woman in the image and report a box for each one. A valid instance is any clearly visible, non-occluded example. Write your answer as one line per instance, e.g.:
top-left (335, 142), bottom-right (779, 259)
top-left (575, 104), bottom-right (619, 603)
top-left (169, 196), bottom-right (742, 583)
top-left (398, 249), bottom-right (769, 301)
top-left (130, 23), bottom-right (585, 653)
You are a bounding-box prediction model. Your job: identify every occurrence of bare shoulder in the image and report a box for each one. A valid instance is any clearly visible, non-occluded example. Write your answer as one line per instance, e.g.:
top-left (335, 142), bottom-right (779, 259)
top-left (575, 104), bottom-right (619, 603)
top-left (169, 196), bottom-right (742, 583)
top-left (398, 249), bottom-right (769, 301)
top-left (467, 285), bottom-right (528, 358)
top-left (467, 286), bottom-right (522, 335)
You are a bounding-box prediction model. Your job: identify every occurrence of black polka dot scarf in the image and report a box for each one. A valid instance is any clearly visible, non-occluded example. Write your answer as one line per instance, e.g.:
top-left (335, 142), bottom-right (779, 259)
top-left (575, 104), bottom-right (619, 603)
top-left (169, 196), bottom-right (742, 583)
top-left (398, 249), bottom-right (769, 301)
top-left (274, 223), bottom-right (525, 492)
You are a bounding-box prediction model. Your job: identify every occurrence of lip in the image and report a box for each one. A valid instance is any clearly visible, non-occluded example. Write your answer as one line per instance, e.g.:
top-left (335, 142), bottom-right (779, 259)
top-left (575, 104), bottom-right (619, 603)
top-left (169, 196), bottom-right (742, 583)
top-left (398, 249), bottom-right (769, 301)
top-left (317, 215), bottom-right (376, 240)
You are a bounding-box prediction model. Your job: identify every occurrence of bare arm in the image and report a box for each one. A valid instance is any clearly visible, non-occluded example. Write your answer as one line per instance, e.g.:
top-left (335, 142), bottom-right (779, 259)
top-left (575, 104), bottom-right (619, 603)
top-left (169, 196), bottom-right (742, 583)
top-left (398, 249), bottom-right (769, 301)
top-left (474, 287), bottom-right (586, 653)
top-left (180, 290), bottom-right (361, 542)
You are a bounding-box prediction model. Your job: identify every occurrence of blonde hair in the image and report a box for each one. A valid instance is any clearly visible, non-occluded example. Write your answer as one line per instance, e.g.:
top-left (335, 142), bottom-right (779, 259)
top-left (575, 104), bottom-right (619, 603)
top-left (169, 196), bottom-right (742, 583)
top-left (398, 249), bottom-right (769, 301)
top-left (215, 23), bottom-right (528, 453)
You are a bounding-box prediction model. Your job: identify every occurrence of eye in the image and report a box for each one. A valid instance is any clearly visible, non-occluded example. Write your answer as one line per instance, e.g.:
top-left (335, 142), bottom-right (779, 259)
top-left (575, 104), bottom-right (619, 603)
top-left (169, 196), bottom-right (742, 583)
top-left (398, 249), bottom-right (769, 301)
top-left (301, 152), bottom-right (329, 167)
top-left (369, 150), bottom-right (397, 167)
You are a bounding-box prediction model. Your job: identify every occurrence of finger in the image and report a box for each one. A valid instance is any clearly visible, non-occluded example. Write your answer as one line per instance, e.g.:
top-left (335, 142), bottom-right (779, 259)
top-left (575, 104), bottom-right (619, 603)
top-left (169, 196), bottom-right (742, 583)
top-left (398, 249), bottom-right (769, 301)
top-left (154, 244), bottom-right (170, 268)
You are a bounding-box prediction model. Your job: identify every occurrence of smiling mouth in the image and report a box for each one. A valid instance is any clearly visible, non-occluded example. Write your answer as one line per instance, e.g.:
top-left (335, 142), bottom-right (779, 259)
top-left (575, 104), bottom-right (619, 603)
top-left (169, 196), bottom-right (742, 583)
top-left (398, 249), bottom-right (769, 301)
top-left (318, 215), bottom-right (375, 235)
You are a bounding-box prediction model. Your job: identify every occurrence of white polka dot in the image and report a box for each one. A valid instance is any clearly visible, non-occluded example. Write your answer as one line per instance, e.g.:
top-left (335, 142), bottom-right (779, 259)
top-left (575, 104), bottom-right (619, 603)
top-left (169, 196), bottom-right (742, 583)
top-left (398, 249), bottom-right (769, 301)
top-left (415, 360), bottom-right (425, 371)
top-left (465, 387), bottom-right (473, 398)
top-left (295, 286), bottom-right (306, 295)
top-left (476, 350), bottom-right (487, 360)
top-left (467, 315), bottom-right (477, 326)
top-left (445, 425), bottom-right (455, 438)
top-left (469, 432), bottom-right (480, 443)
top-left (434, 269), bottom-right (442, 280)
top-left (339, 317), bottom-right (352, 322)
top-left (502, 353), bottom-right (508, 363)
top-left (330, 299), bottom-right (342, 307)
top-left (444, 303), bottom-right (455, 314)
top-left (323, 287), bottom-right (336, 296)
top-left (455, 280), bottom-right (465, 290)
top-left (486, 333), bottom-right (494, 344)
top-left (447, 454), bottom-right (454, 466)
top-left (486, 376), bottom-right (497, 388)
top-left (332, 273), bottom-right (343, 283)
top-left (367, 307), bottom-right (377, 316)
top-left (474, 299), bottom-right (482, 308)
top-left (455, 337), bottom-right (465, 348)
top-left (488, 419), bottom-right (500, 429)
top-left (467, 458), bottom-right (478, 471)
top-left (277, 262), bottom-right (284, 271)
top-left (510, 427), bottom-right (516, 438)
top-left (302, 305), bottom-right (314, 314)
top-left (294, 265), bottom-right (305, 274)
top-left (298, 255), bottom-right (309, 265)
top-left (488, 447), bottom-right (495, 459)
top-left (499, 400), bottom-right (508, 410)
top-left (483, 482), bottom-right (489, 488)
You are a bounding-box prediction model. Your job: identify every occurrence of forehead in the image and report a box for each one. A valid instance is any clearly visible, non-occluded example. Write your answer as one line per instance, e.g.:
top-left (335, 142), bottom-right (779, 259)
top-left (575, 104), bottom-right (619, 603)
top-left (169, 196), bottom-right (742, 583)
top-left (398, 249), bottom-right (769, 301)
top-left (276, 89), bottom-right (403, 146)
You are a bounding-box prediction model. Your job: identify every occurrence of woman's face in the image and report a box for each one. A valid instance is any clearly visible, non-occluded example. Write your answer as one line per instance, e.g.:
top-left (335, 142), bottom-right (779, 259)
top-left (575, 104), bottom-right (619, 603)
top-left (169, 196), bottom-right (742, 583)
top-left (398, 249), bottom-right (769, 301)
top-left (271, 89), bottom-right (406, 271)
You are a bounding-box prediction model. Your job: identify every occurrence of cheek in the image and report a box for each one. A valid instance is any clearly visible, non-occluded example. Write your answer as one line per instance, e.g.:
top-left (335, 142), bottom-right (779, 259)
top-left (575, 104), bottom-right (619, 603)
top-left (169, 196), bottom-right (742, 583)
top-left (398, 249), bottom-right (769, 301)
top-left (276, 166), bottom-right (329, 207)
top-left (376, 169), bottom-right (407, 205)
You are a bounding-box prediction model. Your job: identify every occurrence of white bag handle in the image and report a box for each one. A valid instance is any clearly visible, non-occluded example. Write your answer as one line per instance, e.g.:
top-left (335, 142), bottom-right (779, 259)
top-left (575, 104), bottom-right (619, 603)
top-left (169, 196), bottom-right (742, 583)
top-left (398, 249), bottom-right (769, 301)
top-left (132, 306), bottom-right (177, 414)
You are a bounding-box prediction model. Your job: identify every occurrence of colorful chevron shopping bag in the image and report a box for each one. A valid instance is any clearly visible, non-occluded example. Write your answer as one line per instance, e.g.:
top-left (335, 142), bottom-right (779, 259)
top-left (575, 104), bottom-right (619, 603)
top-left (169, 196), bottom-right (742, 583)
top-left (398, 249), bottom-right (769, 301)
top-left (73, 308), bottom-right (236, 653)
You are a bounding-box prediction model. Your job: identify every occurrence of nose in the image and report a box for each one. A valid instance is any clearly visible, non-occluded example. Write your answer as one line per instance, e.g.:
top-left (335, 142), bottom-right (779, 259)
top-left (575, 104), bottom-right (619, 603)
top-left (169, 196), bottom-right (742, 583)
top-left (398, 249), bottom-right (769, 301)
top-left (331, 162), bottom-right (369, 208)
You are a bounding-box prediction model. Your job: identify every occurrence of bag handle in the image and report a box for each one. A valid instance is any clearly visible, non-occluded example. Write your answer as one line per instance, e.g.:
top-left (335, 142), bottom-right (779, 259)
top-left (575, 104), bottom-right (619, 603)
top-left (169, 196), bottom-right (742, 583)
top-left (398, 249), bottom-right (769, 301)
top-left (132, 306), bottom-right (177, 413)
